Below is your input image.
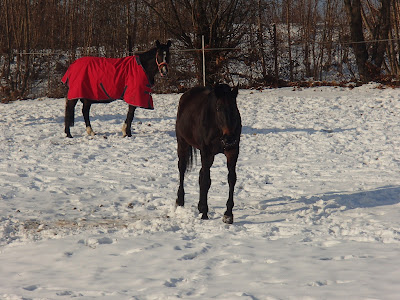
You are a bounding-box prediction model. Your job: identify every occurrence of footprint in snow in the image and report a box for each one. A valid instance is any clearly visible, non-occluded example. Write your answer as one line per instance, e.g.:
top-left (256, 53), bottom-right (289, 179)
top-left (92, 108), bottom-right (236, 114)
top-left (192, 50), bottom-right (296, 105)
top-left (178, 246), bottom-right (210, 260)
top-left (78, 237), bottom-right (114, 247)
top-left (164, 277), bottom-right (184, 287)
top-left (23, 285), bottom-right (39, 291)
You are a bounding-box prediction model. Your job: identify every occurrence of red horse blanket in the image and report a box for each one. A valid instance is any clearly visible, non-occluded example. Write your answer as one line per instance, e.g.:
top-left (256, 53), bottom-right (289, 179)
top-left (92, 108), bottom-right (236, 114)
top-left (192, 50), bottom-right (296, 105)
top-left (62, 56), bottom-right (153, 109)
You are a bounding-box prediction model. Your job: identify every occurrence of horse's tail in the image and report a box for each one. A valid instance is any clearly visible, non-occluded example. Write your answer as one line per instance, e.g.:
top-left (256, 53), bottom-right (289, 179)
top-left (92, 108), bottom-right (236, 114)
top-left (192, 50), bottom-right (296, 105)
top-left (185, 145), bottom-right (197, 173)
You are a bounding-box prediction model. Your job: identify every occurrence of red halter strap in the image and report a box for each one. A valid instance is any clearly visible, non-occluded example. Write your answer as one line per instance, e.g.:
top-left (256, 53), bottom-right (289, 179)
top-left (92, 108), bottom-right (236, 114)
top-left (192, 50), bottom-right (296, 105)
top-left (156, 53), bottom-right (168, 77)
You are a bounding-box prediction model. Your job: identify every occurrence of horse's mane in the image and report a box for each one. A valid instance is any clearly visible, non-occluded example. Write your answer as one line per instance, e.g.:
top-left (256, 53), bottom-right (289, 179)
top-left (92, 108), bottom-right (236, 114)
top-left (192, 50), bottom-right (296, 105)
top-left (137, 47), bottom-right (157, 61)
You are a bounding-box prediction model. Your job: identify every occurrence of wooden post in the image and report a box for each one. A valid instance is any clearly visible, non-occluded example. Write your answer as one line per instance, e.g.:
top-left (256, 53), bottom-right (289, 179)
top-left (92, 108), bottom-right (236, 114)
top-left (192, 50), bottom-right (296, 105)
top-left (257, 0), bottom-right (267, 82)
top-left (202, 35), bottom-right (206, 86)
top-left (287, 1), bottom-right (293, 81)
top-left (273, 24), bottom-right (279, 86)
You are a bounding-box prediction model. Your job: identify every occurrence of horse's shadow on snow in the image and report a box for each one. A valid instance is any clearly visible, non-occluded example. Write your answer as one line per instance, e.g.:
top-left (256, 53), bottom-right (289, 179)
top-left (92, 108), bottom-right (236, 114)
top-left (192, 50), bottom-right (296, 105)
top-left (296, 185), bottom-right (400, 209)
top-left (236, 185), bottom-right (400, 225)
top-left (68, 113), bottom-right (176, 137)
top-left (275, 185), bottom-right (399, 214)
top-left (62, 99), bottom-right (175, 126)
top-left (242, 125), bottom-right (355, 135)
top-left (74, 113), bottom-right (176, 124)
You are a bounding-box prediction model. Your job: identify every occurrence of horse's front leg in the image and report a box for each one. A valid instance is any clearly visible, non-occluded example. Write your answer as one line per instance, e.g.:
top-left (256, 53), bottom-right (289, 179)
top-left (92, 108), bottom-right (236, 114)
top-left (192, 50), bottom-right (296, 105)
top-left (198, 152), bottom-right (214, 220)
top-left (122, 105), bottom-right (136, 137)
top-left (223, 148), bottom-right (239, 224)
top-left (82, 99), bottom-right (95, 136)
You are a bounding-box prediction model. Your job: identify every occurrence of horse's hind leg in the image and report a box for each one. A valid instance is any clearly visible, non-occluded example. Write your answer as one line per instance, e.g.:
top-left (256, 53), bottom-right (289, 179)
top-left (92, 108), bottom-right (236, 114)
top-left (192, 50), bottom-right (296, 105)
top-left (122, 105), bottom-right (136, 137)
top-left (65, 98), bottom-right (78, 138)
top-left (82, 99), bottom-right (95, 136)
top-left (223, 149), bottom-right (239, 224)
top-left (176, 140), bottom-right (190, 207)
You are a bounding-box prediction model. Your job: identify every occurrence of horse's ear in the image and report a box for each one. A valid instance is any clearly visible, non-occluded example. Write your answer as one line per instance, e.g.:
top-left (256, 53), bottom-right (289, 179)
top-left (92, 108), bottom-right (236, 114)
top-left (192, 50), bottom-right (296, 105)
top-left (167, 40), bottom-right (172, 48)
top-left (156, 40), bottom-right (161, 48)
top-left (232, 86), bottom-right (239, 98)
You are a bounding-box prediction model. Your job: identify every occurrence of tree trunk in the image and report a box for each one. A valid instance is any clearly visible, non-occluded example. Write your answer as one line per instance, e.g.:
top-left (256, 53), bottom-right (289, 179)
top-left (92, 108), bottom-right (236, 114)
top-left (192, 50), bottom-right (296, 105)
top-left (287, 0), bottom-right (294, 81)
top-left (257, 0), bottom-right (268, 82)
top-left (273, 24), bottom-right (279, 86)
top-left (370, 0), bottom-right (391, 69)
top-left (344, 0), bottom-right (371, 82)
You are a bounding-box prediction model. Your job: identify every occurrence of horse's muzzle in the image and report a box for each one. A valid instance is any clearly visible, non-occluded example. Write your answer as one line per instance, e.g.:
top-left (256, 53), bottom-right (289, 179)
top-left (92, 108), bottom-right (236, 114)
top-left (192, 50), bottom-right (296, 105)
top-left (221, 134), bottom-right (238, 150)
top-left (158, 62), bottom-right (168, 77)
top-left (160, 66), bottom-right (168, 76)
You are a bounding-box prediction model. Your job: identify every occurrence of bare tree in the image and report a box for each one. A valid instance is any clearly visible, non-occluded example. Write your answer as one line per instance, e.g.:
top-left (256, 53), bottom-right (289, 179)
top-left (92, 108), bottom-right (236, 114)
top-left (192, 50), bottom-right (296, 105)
top-left (344, 0), bottom-right (392, 82)
top-left (1, 0), bottom-right (400, 101)
top-left (142, 0), bottom-right (252, 85)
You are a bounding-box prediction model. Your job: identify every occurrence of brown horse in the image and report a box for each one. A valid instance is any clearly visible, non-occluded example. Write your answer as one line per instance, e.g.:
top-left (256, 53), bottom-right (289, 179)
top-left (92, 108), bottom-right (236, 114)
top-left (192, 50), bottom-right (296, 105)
top-left (175, 84), bottom-right (242, 224)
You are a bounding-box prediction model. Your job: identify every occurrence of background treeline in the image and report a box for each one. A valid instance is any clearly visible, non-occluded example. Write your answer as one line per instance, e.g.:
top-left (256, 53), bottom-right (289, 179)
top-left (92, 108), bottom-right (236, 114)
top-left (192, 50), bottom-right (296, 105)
top-left (1, 0), bottom-right (399, 101)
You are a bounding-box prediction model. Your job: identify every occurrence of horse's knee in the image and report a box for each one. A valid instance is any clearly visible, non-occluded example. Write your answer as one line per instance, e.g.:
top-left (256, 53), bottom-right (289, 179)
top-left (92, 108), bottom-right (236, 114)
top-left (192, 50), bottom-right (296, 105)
top-left (228, 168), bottom-right (237, 182)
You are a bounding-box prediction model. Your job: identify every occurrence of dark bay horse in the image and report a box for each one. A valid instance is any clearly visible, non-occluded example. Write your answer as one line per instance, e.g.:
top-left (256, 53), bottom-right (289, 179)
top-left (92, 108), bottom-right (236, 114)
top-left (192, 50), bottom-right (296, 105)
top-left (62, 40), bottom-right (171, 138)
top-left (175, 84), bottom-right (242, 224)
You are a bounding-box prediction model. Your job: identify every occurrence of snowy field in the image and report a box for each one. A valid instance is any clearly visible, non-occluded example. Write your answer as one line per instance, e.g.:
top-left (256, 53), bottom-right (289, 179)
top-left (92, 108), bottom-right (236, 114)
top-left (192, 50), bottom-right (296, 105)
top-left (1, 84), bottom-right (400, 299)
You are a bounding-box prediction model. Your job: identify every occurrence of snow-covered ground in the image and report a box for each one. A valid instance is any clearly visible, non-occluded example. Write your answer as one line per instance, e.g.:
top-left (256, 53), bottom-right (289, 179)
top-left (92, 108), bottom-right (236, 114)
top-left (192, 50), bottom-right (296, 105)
top-left (1, 84), bottom-right (400, 299)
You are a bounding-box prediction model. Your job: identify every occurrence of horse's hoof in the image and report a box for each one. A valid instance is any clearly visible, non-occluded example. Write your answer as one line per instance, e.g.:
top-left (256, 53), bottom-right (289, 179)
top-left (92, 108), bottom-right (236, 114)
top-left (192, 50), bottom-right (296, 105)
top-left (175, 199), bottom-right (184, 207)
top-left (122, 123), bottom-right (127, 137)
top-left (222, 215), bottom-right (233, 224)
top-left (201, 214), bottom-right (209, 220)
top-left (122, 124), bottom-right (132, 137)
top-left (86, 127), bottom-right (96, 136)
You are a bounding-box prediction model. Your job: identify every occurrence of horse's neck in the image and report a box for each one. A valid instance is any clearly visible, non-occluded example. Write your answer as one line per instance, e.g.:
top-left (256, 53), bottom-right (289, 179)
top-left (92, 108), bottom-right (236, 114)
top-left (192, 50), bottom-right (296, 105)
top-left (138, 48), bottom-right (157, 85)
top-left (205, 93), bottom-right (218, 120)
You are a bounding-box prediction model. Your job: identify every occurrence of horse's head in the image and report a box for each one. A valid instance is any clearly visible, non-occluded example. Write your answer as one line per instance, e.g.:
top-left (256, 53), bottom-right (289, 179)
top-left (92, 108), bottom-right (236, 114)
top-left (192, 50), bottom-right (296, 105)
top-left (213, 84), bottom-right (241, 150)
top-left (155, 40), bottom-right (172, 77)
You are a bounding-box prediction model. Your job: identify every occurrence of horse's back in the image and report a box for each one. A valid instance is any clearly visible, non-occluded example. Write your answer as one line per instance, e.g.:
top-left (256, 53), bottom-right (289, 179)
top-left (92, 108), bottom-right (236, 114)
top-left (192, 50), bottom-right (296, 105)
top-left (177, 86), bottom-right (210, 116)
top-left (176, 86), bottom-right (211, 148)
top-left (62, 56), bottom-right (152, 107)
top-left (62, 56), bottom-right (120, 101)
